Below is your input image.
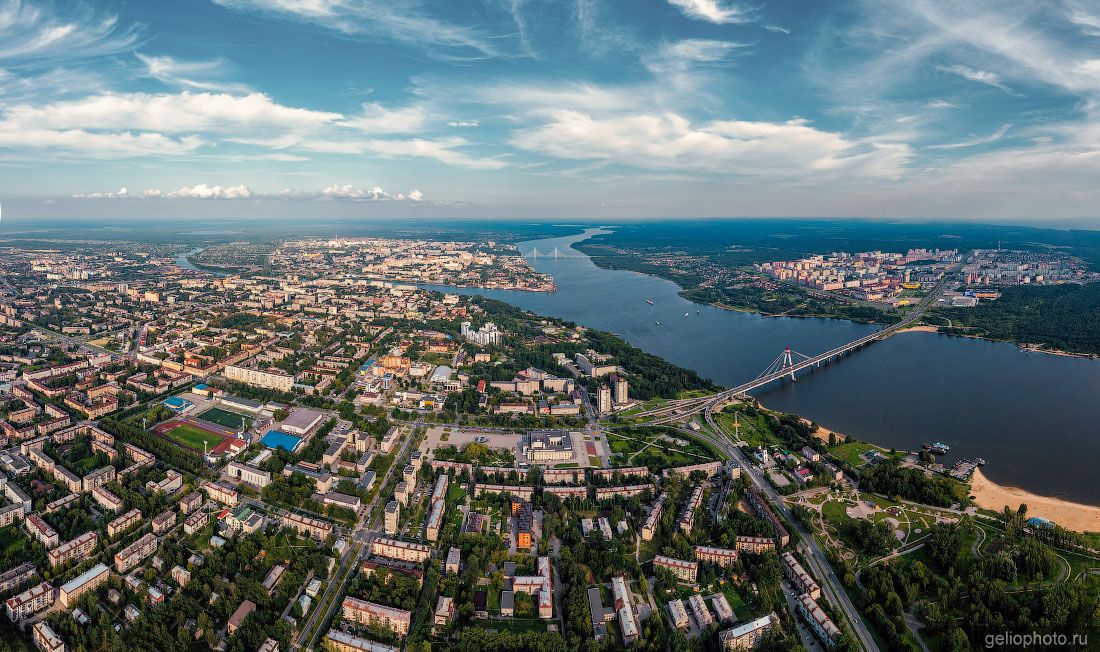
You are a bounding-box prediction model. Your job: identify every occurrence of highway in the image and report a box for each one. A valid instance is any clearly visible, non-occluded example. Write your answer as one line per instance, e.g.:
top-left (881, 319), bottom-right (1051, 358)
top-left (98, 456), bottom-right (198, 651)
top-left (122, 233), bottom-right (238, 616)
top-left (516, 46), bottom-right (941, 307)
top-left (293, 425), bottom-right (418, 650)
top-left (695, 408), bottom-right (881, 652)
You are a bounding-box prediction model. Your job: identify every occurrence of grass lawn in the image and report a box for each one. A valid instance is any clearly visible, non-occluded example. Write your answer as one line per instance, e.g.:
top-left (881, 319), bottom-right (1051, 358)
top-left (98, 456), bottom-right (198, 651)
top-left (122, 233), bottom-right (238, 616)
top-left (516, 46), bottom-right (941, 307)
top-left (198, 406), bottom-right (253, 430)
top-left (821, 500), bottom-right (850, 528)
top-left (479, 618), bottom-right (548, 633)
top-left (70, 454), bottom-right (102, 475)
top-left (164, 423), bottom-right (225, 451)
top-left (446, 483), bottom-right (467, 503)
top-left (722, 589), bottom-right (750, 618)
top-left (0, 525), bottom-right (29, 558)
top-left (829, 441), bottom-right (882, 467)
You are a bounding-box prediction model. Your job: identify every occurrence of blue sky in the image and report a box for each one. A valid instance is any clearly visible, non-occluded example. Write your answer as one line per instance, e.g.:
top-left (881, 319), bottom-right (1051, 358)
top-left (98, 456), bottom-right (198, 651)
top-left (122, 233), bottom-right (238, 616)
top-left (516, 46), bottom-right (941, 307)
top-left (2, 0), bottom-right (1100, 220)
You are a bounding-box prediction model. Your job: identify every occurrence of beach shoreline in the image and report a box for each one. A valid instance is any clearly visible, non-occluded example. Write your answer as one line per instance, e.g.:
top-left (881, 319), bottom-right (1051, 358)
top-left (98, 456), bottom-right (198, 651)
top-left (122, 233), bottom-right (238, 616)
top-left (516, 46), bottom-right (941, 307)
top-left (969, 467), bottom-right (1100, 534)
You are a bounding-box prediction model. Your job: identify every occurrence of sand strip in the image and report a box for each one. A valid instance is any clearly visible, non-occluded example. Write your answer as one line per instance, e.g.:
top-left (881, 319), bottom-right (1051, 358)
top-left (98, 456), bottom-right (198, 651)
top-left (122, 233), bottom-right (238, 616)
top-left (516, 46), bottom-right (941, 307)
top-left (969, 468), bottom-right (1100, 534)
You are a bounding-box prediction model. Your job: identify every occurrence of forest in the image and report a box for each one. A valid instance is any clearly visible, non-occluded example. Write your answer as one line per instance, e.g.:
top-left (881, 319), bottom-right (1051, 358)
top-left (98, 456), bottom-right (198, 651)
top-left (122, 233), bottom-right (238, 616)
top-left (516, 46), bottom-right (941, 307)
top-left (938, 281), bottom-right (1100, 355)
top-left (857, 459), bottom-right (967, 507)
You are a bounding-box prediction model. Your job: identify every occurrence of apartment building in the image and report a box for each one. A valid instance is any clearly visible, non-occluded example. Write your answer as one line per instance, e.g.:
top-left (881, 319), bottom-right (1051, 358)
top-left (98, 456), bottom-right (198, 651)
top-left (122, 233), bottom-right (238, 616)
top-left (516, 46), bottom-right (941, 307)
top-left (695, 545), bottom-right (739, 568)
top-left (152, 509), bottom-right (176, 535)
top-left (719, 613), bottom-right (779, 650)
top-left (31, 621), bottom-right (64, 652)
top-left (688, 594), bottom-right (714, 629)
top-left (0, 562), bottom-right (35, 595)
top-left (225, 363), bottom-right (294, 392)
top-left (24, 513), bottom-right (59, 548)
top-left (201, 481), bottom-right (238, 506)
top-left (370, 537), bottom-right (431, 563)
top-left (342, 597), bottom-right (412, 635)
top-left (107, 509), bottom-right (142, 538)
top-left (114, 533), bottom-right (157, 573)
top-left (81, 465), bottom-right (116, 492)
top-left (282, 512), bottom-right (332, 541)
top-left (734, 535), bottom-right (776, 554)
top-left (183, 510), bottom-right (209, 535)
top-left (641, 493), bottom-right (666, 542)
top-left (653, 555), bottom-right (698, 583)
top-left (59, 563), bottom-right (110, 608)
top-left (91, 486), bottom-right (123, 512)
top-left (5, 581), bottom-right (53, 621)
top-left (796, 593), bottom-right (841, 645)
top-left (781, 552), bottom-right (821, 600)
top-left (325, 630), bottom-right (399, 652)
top-left (383, 500), bottom-right (400, 535)
top-left (48, 532), bottom-right (98, 568)
top-left (594, 484), bottom-right (651, 501)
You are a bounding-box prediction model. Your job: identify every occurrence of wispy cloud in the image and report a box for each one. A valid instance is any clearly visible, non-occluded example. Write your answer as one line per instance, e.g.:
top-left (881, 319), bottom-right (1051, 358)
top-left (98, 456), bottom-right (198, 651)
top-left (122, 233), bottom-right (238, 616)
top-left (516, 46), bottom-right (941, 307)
top-left (0, 91), bottom-right (499, 167)
top-left (928, 123), bottom-right (1012, 149)
top-left (939, 64), bottom-right (1019, 95)
top-left (511, 109), bottom-right (911, 179)
top-left (136, 53), bottom-right (249, 93)
top-left (667, 0), bottom-right (749, 25)
top-left (210, 0), bottom-right (523, 60)
top-left (0, 0), bottom-right (141, 62)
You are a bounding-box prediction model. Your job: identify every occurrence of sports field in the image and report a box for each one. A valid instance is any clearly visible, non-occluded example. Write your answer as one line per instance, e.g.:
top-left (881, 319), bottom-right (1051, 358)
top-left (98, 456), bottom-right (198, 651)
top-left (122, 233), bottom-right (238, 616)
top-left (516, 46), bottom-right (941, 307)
top-left (164, 423), bottom-right (226, 451)
top-left (198, 407), bottom-right (253, 430)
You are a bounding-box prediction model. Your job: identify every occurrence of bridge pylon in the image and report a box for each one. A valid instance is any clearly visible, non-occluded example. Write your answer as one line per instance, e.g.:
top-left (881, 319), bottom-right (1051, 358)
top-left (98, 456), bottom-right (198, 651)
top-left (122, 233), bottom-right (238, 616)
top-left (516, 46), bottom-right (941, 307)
top-left (782, 347), bottom-right (796, 381)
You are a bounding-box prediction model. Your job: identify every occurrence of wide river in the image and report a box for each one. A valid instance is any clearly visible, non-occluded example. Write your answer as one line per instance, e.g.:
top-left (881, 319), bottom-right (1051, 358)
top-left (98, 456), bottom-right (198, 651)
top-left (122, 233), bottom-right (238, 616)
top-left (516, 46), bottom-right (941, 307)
top-left (428, 228), bottom-right (1100, 506)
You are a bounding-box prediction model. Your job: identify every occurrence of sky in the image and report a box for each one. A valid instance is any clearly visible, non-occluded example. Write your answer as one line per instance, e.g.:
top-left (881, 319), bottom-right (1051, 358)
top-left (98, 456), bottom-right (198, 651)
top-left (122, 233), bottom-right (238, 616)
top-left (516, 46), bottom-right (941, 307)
top-left (2, 0), bottom-right (1100, 221)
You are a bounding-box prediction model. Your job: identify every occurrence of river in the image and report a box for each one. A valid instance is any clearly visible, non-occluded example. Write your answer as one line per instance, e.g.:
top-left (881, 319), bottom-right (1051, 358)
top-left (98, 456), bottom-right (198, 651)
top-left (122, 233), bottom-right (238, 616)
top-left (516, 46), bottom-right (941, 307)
top-left (426, 228), bottom-right (1100, 506)
top-left (175, 247), bottom-right (231, 277)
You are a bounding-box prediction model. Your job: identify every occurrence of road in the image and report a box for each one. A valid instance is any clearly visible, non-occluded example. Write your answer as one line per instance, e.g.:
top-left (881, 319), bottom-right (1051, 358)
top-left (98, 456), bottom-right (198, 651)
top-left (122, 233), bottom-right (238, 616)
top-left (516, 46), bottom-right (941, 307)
top-left (293, 425), bottom-right (418, 650)
top-left (695, 410), bottom-right (880, 652)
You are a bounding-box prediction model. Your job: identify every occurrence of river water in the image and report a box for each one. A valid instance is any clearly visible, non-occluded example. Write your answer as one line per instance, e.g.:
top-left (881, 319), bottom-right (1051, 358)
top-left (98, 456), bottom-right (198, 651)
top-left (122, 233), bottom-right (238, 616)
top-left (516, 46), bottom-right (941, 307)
top-left (427, 228), bottom-right (1100, 506)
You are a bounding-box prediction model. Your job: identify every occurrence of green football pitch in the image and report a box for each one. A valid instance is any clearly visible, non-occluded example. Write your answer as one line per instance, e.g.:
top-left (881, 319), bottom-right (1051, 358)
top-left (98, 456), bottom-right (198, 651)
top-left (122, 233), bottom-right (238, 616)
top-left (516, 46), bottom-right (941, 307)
top-left (197, 407), bottom-right (253, 430)
top-left (164, 424), bottom-right (225, 451)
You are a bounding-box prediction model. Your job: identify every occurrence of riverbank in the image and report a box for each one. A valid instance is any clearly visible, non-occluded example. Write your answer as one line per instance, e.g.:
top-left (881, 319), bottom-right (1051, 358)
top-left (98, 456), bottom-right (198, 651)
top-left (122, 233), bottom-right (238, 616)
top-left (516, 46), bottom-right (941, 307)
top-left (969, 467), bottom-right (1100, 533)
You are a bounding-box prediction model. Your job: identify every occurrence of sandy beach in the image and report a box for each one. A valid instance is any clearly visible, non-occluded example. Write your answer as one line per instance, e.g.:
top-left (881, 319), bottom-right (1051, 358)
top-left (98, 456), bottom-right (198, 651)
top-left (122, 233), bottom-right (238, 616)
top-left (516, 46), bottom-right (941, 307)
top-left (813, 424), bottom-right (848, 444)
top-left (897, 325), bottom-right (941, 334)
top-left (969, 468), bottom-right (1100, 534)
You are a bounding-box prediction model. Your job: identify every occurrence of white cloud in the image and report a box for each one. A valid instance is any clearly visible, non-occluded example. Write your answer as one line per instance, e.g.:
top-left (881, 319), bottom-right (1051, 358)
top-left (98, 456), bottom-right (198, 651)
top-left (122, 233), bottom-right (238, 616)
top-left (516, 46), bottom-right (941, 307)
top-left (318, 184), bottom-right (392, 200)
top-left (357, 138), bottom-right (506, 169)
top-left (0, 1), bottom-right (140, 62)
top-left (939, 64), bottom-right (1019, 94)
top-left (1, 91), bottom-right (341, 134)
top-left (0, 128), bottom-right (202, 157)
top-left (167, 184), bottom-right (252, 199)
top-left (0, 91), bottom-right (497, 166)
top-left (72, 183), bottom-right (427, 202)
top-left (928, 123), bottom-right (1012, 149)
top-left (211, 0), bottom-right (516, 60)
top-left (345, 102), bottom-right (425, 133)
top-left (643, 39), bottom-right (745, 83)
top-left (926, 99), bottom-right (958, 109)
top-left (511, 110), bottom-right (910, 178)
top-left (667, 0), bottom-right (749, 25)
top-left (1068, 4), bottom-right (1100, 36)
top-left (448, 120), bottom-right (479, 127)
top-left (136, 53), bottom-right (250, 92)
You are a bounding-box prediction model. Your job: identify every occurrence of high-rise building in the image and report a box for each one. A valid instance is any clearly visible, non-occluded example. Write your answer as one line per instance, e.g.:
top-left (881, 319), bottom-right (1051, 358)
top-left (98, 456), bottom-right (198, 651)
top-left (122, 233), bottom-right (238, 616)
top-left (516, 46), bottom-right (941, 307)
top-left (611, 375), bottom-right (629, 404)
top-left (384, 501), bottom-right (400, 535)
top-left (596, 385), bottom-right (612, 414)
